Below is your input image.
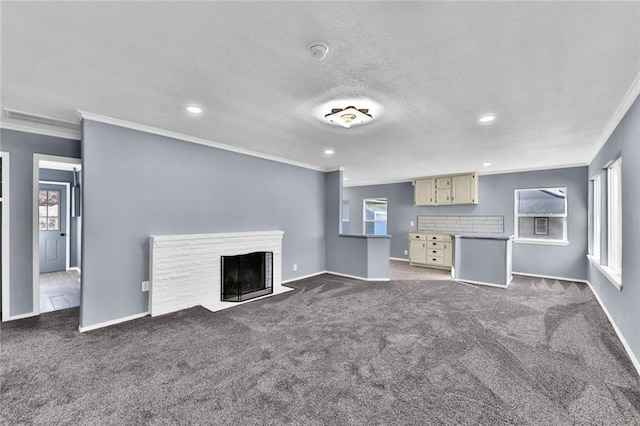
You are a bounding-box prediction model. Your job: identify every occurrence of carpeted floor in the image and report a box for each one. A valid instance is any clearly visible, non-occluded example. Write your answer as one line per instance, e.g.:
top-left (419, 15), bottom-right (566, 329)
top-left (2, 273), bottom-right (640, 425)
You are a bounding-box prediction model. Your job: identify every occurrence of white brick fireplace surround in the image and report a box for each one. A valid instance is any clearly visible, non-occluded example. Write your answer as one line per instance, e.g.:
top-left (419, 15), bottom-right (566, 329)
top-left (149, 231), bottom-right (290, 317)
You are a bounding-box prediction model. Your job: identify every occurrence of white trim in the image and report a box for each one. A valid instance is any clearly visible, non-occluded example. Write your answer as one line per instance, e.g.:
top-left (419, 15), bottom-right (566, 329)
top-left (589, 69), bottom-right (640, 164)
top-left (390, 257), bottom-right (409, 262)
top-left (150, 230), bottom-right (283, 241)
top-left (0, 121), bottom-right (80, 140)
top-left (33, 154), bottom-right (82, 316)
top-left (587, 255), bottom-right (622, 290)
top-left (512, 271), bottom-right (588, 284)
top-left (1, 152), bottom-right (10, 321)
top-left (454, 278), bottom-right (509, 289)
top-left (69, 266), bottom-right (81, 273)
top-left (478, 162), bottom-right (588, 177)
top-left (585, 280), bottom-right (640, 377)
top-left (513, 238), bottom-right (570, 246)
top-left (325, 271), bottom-right (390, 282)
top-left (4, 311), bottom-right (38, 321)
top-left (79, 311), bottom-right (149, 332)
top-left (281, 271), bottom-right (326, 284)
top-left (39, 181), bottom-right (71, 272)
top-left (77, 111), bottom-right (324, 172)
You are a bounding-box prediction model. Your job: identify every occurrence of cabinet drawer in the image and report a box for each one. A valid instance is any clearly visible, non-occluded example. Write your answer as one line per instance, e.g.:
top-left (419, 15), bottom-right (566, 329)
top-left (410, 233), bottom-right (427, 240)
top-left (436, 177), bottom-right (451, 189)
top-left (428, 249), bottom-right (443, 256)
top-left (426, 234), bottom-right (444, 241)
top-left (426, 256), bottom-right (445, 265)
top-left (428, 241), bottom-right (444, 249)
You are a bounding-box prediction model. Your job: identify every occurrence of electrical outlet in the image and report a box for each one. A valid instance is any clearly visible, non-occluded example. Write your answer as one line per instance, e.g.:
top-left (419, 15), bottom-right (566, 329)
top-left (410, 221), bottom-right (414, 227)
top-left (293, 264), bottom-right (298, 271)
top-left (404, 250), bottom-right (408, 255)
top-left (141, 281), bottom-right (149, 292)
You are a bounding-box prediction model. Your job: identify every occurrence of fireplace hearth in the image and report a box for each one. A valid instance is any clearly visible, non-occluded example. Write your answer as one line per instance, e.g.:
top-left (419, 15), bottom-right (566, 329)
top-left (221, 251), bottom-right (273, 302)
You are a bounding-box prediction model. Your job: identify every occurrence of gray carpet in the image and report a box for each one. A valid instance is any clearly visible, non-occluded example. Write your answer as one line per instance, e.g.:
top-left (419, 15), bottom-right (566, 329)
top-left (2, 274), bottom-right (640, 425)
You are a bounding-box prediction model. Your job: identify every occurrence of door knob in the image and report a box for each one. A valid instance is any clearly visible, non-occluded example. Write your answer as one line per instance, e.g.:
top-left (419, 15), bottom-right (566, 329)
top-left (60, 233), bottom-right (66, 236)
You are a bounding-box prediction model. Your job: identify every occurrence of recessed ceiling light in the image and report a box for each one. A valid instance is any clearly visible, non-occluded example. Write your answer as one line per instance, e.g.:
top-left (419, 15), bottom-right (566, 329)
top-left (324, 148), bottom-right (335, 155)
top-left (479, 114), bottom-right (496, 123)
top-left (482, 162), bottom-right (492, 167)
top-left (186, 105), bottom-right (203, 114)
top-left (343, 177), bottom-right (348, 181)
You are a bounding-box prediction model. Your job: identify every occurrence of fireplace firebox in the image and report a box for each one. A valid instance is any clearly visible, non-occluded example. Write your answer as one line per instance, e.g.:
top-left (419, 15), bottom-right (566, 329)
top-left (221, 251), bottom-right (273, 302)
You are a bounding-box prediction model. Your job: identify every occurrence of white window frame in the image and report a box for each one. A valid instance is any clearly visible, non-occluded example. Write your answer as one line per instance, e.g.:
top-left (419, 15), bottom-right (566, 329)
top-left (363, 198), bottom-right (388, 236)
top-left (513, 187), bottom-right (568, 246)
top-left (591, 174), bottom-right (601, 261)
top-left (341, 200), bottom-right (350, 234)
top-left (607, 157), bottom-right (622, 276)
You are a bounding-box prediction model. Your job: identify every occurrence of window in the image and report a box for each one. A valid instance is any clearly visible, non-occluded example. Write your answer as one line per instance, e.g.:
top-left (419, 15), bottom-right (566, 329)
top-left (39, 189), bottom-right (60, 231)
top-left (514, 187), bottom-right (567, 244)
top-left (341, 200), bottom-right (350, 234)
top-left (363, 198), bottom-right (387, 235)
top-left (607, 158), bottom-right (622, 275)
top-left (591, 175), bottom-right (601, 261)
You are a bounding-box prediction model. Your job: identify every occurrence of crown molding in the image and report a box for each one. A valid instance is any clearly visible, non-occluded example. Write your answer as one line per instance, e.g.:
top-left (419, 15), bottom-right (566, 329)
top-left (0, 121), bottom-right (80, 140)
top-left (77, 111), bottom-right (325, 173)
top-left (589, 69), bottom-right (640, 164)
top-left (477, 162), bottom-right (587, 176)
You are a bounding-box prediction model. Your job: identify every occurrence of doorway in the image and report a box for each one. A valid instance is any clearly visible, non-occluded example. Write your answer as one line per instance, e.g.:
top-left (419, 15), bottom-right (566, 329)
top-left (33, 155), bottom-right (82, 314)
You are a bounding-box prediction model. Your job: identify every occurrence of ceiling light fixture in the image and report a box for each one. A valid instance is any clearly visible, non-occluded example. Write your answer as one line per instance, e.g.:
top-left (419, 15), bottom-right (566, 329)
top-left (482, 162), bottom-right (492, 167)
top-left (343, 177), bottom-right (349, 181)
top-left (479, 114), bottom-right (496, 123)
top-left (325, 106), bottom-right (372, 128)
top-left (324, 148), bottom-right (335, 155)
top-left (186, 105), bottom-right (203, 114)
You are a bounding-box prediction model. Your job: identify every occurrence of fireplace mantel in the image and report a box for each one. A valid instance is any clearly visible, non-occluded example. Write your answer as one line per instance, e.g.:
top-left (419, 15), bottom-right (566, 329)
top-left (149, 231), bottom-right (289, 316)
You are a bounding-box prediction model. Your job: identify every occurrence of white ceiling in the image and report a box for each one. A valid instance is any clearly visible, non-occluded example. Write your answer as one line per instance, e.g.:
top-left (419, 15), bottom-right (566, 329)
top-left (1, 1), bottom-right (639, 186)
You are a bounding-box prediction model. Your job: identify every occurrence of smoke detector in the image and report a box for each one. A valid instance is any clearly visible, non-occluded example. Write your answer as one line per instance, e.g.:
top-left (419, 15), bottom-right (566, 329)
top-left (310, 44), bottom-right (329, 60)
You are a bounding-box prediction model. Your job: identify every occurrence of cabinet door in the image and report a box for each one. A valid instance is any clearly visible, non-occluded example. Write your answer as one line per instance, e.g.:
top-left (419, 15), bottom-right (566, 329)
top-left (451, 174), bottom-right (478, 204)
top-left (414, 178), bottom-right (435, 205)
top-left (443, 242), bottom-right (452, 266)
top-left (435, 188), bottom-right (451, 205)
top-left (409, 240), bottom-right (427, 264)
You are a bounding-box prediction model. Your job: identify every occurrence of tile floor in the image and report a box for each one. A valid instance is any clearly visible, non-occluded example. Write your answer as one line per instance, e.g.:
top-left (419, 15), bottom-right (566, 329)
top-left (40, 270), bottom-right (81, 313)
top-left (389, 259), bottom-right (452, 280)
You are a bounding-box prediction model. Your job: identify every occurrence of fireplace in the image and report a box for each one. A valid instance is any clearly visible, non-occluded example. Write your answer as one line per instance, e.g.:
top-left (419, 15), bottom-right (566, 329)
top-left (221, 251), bottom-right (273, 302)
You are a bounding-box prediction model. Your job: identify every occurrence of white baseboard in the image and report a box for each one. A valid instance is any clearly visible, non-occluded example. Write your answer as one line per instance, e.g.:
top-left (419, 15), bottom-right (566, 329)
top-left (585, 281), bottom-right (640, 378)
top-left (69, 267), bottom-right (81, 272)
top-left (390, 257), bottom-right (409, 262)
top-left (454, 278), bottom-right (508, 289)
top-left (326, 271), bottom-right (390, 282)
top-left (512, 271), bottom-right (588, 284)
top-left (79, 311), bottom-right (148, 332)
top-left (281, 271), bottom-right (326, 284)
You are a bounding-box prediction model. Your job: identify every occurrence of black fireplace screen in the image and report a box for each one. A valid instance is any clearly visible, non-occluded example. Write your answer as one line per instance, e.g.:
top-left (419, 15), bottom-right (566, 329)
top-left (221, 251), bottom-right (273, 302)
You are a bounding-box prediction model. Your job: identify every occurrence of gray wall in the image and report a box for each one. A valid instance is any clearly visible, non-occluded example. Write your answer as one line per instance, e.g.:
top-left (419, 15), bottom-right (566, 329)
top-left (81, 120), bottom-right (326, 328)
top-left (344, 166), bottom-right (588, 280)
top-left (587, 93), bottom-right (640, 368)
top-left (324, 170), bottom-right (390, 279)
top-left (0, 129), bottom-right (81, 317)
top-left (40, 168), bottom-right (81, 268)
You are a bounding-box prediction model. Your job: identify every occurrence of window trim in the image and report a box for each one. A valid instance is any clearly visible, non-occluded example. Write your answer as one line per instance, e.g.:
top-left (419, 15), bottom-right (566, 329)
top-left (590, 174), bottom-right (601, 262)
top-left (341, 200), bottom-right (350, 234)
top-left (362, 198), bottom-right (388, 236)
top-left (513, 187), bottom-right (569, 245)
top-left (607, 157), bottom-right (622, 275)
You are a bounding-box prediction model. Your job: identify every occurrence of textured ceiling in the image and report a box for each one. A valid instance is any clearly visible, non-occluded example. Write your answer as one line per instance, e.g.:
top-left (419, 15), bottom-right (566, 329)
top-left (1, 1), bottom-right (639, 186)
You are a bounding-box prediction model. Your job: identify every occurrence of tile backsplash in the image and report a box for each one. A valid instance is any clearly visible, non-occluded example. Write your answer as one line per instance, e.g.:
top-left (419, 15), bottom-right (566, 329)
top-left (417, 215), bottom-right (504, 233)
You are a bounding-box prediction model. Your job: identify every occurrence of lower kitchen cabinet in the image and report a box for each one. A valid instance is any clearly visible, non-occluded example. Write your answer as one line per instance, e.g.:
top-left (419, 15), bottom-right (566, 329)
top-left (409, 232), bottom-right (452, 270)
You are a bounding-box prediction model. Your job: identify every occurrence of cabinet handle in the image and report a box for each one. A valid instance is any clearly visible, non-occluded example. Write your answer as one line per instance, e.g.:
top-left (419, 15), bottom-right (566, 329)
top-left (451, 196), bottom-right (454, 201)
